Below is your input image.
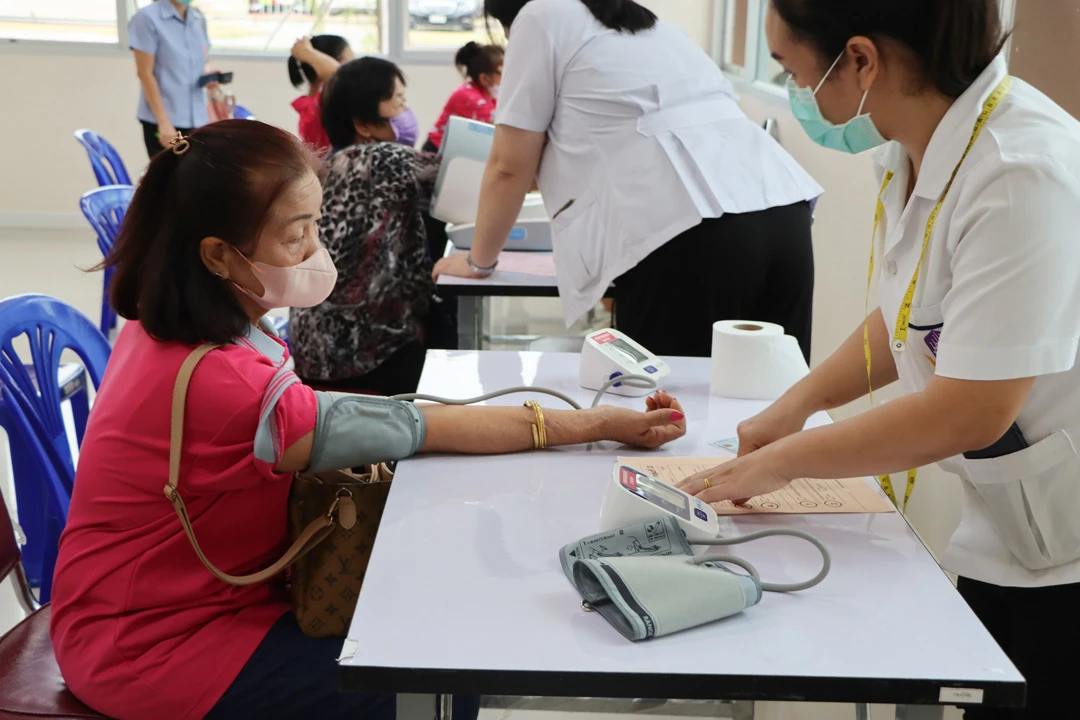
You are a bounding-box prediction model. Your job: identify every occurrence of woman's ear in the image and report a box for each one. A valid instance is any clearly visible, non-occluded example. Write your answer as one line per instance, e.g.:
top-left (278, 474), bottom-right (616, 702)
top-left (352, 118), bottom-right (375, 142)
top-left (200, 236), bottom-right (234, 280)
top-left (847, 35), bottom-right (880, 92)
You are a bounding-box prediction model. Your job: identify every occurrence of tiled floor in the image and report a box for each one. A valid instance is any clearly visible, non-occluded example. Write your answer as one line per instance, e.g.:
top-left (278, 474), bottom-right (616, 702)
top-left (0, 228), bottom-right (964, 720)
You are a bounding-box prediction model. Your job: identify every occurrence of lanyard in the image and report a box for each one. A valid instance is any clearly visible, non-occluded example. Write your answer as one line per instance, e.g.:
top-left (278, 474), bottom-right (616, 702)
top-left (863, 75), bottom-right (1012, 511)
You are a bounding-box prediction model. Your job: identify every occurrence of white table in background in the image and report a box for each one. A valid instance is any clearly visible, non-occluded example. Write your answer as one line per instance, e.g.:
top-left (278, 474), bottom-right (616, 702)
top-left (338, 351), bottom-right (1025, 720)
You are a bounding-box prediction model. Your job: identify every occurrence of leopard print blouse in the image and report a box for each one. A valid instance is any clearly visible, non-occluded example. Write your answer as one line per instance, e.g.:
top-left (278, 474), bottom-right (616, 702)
top-left (291, 142), bottom-right (440, 381)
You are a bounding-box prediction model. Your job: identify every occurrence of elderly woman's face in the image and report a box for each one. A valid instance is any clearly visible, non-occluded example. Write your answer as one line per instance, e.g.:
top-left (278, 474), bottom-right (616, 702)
top-left (380, 76), bottom-right (408, 120)
top-left (226, 170), bottom-right (323, 296)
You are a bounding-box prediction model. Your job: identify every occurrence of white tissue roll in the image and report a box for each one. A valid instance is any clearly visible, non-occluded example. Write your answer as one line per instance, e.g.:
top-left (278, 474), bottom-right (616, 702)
top-left (710, 320), bottom-right (810, 400)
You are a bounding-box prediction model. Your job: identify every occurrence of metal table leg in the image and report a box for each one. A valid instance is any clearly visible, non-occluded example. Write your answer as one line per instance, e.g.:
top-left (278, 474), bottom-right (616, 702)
top-left (855, 704), bottom-right (871, 720)
top-left (396, 693), bottom-right (438, 720)
top-left (457, 296), bottom-right (483, 350)
top-left (895, 705), bottom-right (945, 720)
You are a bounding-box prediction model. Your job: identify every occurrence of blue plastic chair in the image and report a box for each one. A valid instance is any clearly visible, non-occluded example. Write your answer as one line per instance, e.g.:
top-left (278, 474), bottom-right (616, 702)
top-left (74, 129), bottom-right (132, 187)
top-left (0, 295), bottom-right (111, 601)
top-left (79, 185), bottom-right (134, 339)
top-left (233, 104), bottom-right (256, 120)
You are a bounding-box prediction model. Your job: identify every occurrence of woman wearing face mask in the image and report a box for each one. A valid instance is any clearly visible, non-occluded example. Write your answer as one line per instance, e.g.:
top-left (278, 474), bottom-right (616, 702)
top-left (48, 120), bottom-right (687, 720)
top-left (678, 2), bottom-right (1080, 717)
top-left (291, 57), bottom-right (449, 394)
top-left (433, 0), bottom-right (823, 362)
top-left (423, 42), bottom-right (504, 152)
top-left (129, 0), bottom-right (216, 156)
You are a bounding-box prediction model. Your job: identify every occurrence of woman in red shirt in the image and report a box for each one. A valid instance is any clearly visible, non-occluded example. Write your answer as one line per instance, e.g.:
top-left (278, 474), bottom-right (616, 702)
top-left (289, 34), bottom-right (353, 152)
top-left (423, 41), bottom-right (504, 151)
top-left (48, 119), bottom-right (687, 720)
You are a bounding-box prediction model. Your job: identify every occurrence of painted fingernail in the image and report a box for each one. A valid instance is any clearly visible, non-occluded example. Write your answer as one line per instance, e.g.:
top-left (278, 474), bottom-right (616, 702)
top-left (671, 412), bottom-right (685, 422)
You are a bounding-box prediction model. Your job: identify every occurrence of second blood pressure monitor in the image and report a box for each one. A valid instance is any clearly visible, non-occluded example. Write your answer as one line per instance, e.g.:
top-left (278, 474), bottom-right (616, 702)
top-left (579, 329), bottom-right (670, 398)
top-left (601, 464), bottom-right (720, 542)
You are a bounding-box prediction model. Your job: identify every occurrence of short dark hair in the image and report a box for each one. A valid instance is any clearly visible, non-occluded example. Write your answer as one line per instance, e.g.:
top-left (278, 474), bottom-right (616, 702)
top-left (485, 0), bottom-right (656, 34)
top-left (288, 34), bottom-right (351, 88)
top-left (104, 121), bottom-right (321, 345)
top-left (320, 57), bottom-right (406, 150)
top-left (455, 41), bottom-right (505, 85)
top-left (772, 0), bottom-right (1008, 99)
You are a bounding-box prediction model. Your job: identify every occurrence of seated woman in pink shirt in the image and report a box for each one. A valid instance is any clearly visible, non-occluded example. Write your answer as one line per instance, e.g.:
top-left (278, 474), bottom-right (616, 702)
top-left (48, 119), bottom-right (687, 720)
top-left (423, 41), bottom-right (504, 151)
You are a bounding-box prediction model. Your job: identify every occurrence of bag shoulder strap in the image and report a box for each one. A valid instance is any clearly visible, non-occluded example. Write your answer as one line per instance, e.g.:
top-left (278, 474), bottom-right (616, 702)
top-left (165, 343), bottom-right (336, 587)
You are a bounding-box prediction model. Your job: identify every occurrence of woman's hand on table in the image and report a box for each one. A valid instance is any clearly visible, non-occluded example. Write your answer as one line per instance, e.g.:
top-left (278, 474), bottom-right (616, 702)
top-left (432, 252), bottom-right (485, 281)
top-left (597, 391), bottom-right (687, 450)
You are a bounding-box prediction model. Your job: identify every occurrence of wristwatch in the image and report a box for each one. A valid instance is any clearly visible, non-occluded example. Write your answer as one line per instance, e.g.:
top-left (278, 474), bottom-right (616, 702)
top-left (466, 253), bottom-right (498, 278)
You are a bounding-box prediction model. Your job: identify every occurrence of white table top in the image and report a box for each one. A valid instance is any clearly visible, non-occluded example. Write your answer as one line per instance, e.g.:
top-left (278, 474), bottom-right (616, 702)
top-left (437, 250), bottom-right (561, 295)
top-left (340, 351), bottom-right (1024, 707)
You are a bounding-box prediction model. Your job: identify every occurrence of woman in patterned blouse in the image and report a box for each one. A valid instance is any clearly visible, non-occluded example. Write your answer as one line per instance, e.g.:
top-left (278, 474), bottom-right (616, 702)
top-left (291, 57), bottom-right (440, 396)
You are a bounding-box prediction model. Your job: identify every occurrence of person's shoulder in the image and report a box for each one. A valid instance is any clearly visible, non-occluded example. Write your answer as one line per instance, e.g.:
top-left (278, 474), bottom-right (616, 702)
top-left (292, 95), bottom-right (318, 113)
top-left (514, 0), bottom-right (586, 32)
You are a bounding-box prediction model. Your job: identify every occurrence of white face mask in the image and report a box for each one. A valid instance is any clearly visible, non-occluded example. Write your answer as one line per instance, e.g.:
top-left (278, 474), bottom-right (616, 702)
top-left (232, 246), bottom-right (338, 310)
top-left (489, 83), bottom-right (500, 100)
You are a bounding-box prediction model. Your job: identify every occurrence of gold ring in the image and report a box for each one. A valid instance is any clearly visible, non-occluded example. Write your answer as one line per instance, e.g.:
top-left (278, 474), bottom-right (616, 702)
top-left (702, 478), bottom-right (711, 490)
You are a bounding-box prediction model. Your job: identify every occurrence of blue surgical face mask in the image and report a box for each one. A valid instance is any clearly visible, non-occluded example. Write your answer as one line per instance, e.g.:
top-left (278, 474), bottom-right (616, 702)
top-left (787, 51), bottom-right (886, 154)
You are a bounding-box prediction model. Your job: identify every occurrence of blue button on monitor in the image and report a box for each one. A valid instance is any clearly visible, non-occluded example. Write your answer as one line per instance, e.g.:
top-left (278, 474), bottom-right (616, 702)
top-left (694, 508), bottom-right (708, 521)
top-left (610, 371), bottom-right (623, 388)
top-left (644, 365), bottom-right (658, 374)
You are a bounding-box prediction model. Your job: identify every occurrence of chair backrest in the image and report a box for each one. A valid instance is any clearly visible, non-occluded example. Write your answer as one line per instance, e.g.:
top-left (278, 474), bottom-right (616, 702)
top-left (80, 185), bottom-right (133, 259)
top-left (0, 295), bottom-right (111, 482)
top-left (0, 376), bottom-right (70, 605)
top-left (74, 129), bottom-right (132, 187)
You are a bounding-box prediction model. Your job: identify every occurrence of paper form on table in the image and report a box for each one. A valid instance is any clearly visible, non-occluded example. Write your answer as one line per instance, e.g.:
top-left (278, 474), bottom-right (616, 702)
top-left (616, 456), bottom-right (896, 515)
top-left (494, 251), bottom-right (557, 276)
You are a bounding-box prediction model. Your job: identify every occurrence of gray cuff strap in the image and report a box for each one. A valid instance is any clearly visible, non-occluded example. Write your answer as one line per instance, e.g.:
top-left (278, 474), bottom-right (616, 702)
top-left (309, 392), bottom-right (426, 473)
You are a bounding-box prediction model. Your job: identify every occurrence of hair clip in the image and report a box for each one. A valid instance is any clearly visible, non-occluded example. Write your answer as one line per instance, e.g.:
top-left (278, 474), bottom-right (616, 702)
top-left (170, 132), bottom-right (191, 156)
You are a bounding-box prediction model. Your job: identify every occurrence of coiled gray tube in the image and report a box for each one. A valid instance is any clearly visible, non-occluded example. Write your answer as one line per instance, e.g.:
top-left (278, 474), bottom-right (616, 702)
top-left (393, 374), bottom-right (659, 410)
top-left (690, 528), bottom-right (831, 592)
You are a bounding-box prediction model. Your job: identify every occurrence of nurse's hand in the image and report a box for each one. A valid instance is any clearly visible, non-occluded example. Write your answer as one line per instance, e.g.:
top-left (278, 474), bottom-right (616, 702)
top-left (432, 252), bottom-right (485, 281)
top-left (734, 397), bottom-right (812, 457)
top-left (599, 391), bottom-right (687, 450)
top-left (675, 449), bottom-right (791, 505)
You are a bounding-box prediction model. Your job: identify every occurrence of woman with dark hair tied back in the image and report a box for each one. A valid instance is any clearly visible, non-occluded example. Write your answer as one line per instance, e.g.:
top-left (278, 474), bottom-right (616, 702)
top-left (46, 119), bottom-right (687, 720)
top-left (677, 3), bottom-right (1080, 718)
top-left (434, 0), bottom-right (822, 362)
top-left (424, 41), bottom-right (505, 152)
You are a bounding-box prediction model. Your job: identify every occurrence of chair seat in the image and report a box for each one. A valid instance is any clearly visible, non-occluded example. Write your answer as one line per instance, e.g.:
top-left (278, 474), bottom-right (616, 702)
top-left (0, 605), bottom-right (108, 719)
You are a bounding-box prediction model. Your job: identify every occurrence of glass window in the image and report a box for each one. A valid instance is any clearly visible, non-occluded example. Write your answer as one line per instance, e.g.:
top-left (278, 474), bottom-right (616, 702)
top-left (720, 0), bottom-right (748, 72)
top-left (0, 0), bottom-right (118, 43)
top-left (756, 2), bottom-right (786, 86)
top-left (405, 0), bottom-right (504, 50)
top-left (132, 0), bottom-right (382, 54)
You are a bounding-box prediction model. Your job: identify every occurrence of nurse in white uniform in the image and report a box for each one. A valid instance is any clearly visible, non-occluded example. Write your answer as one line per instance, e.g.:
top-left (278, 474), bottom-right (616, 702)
top-left (679, 2), bottom-right (1080, 717)
top-left (433, 0), bottom-right (822, 361)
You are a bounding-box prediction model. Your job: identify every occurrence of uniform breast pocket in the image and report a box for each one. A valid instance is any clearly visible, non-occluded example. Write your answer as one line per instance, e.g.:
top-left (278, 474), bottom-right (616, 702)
top-left (550, 186), bottom-right (604, 292)
top-left (961, 429), bottom-right (1080, 571)
top-left (907, 304), bottom-right (943, 358)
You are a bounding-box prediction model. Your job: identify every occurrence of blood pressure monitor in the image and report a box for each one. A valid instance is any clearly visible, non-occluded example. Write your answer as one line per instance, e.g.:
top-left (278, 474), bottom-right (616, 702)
top-left (601, 464), bottom-right (720, 542)
top-left (579, 329), bottom-right (670, 398)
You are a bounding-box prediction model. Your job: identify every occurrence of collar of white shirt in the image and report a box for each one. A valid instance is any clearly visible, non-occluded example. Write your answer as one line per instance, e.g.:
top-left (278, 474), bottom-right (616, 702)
top-left (872, 54), bottom-right (1009, 202)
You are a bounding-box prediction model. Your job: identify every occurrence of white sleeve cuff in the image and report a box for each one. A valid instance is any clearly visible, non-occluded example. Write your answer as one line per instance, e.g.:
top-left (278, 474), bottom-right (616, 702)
top-left (935, 337), bottom-right (1080, 381)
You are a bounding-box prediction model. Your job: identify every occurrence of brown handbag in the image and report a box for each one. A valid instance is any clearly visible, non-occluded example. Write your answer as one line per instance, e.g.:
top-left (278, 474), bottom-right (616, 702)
top-left (164, 343), bottom-right (393, 638)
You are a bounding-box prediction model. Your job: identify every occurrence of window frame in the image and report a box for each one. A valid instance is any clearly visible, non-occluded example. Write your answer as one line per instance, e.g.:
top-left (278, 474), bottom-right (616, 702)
top-left (0, 0), bottom-right (470, 65)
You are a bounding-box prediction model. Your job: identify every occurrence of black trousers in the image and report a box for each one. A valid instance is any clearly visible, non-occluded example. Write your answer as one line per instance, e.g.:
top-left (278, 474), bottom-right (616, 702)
top-left (299, 341), bottom-right (427, 397)
top-left (957, 576), bottom-right (1080, 719)
top-left (206, 613), bottom-right (481, 720)
top-left (141, 121), bottom-right (194, 158)
top-left (613, 201), bottom-right (814, 362)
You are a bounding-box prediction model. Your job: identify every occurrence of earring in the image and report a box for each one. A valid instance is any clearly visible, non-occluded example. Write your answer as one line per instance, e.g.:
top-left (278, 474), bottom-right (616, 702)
top-left (214, 272), bottom-right (224, 279)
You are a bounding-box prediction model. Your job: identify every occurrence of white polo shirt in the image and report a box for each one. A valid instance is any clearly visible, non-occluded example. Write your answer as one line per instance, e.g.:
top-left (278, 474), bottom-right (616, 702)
top-left (495, 0), bottom-right (822, 327)
top-left (872, 55), bottom-right (1080, 587)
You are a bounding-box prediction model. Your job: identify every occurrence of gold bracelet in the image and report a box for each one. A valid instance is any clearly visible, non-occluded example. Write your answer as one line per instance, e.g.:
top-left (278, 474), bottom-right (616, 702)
top-left (524, 400), bottom-right (547, 449)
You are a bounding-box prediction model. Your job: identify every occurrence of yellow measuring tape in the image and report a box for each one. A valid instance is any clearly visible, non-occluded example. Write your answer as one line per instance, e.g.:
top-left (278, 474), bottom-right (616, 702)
top-left (863, 75), bottom-right (1012, 512)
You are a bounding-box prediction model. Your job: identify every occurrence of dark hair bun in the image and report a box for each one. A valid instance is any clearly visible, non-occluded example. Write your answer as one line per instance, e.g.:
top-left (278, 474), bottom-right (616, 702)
top-left (455, 41), bottom-right (481, 67)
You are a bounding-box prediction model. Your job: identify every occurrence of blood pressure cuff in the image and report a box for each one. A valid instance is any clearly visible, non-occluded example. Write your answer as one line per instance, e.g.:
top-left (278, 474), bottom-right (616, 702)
top-left (559, 517), bottom-right (762, 641)
top-left (307, 392), bottom-right (426, 473)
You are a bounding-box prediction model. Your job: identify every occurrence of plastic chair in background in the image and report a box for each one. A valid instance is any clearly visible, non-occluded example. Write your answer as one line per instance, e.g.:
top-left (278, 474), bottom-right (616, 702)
top-left (79, 185), bottom-right (134, 340)
top-left (74, 129), bottom-right (132, 187)
top-left (0, 295), bottom-right (111, 601)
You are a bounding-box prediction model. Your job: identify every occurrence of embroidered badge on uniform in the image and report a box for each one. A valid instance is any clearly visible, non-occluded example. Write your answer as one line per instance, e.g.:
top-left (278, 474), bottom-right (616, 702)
top-left (925, 328), bottom-right (940, 356)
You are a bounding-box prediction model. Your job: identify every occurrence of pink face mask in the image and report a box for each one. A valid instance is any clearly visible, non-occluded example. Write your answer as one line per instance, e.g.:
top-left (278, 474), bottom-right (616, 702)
top-left (232, 246), bottom-right (338, 310)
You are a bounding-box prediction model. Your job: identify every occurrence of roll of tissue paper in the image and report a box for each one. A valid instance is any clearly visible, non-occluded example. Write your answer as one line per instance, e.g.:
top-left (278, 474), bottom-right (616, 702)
top-left (710, 321), bottom-right (810, 400)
